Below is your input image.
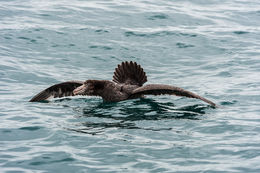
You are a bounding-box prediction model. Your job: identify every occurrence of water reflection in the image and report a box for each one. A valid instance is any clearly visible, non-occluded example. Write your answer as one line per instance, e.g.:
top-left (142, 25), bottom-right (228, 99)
top-left (80, 98), bottom-right (208, 120)
top-left (64, 98), bottom-right (211, 134)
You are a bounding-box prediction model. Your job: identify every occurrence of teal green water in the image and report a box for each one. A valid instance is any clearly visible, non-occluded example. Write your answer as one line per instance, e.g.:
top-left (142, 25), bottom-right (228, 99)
top-left (1, 0), bottom-right (260, 172)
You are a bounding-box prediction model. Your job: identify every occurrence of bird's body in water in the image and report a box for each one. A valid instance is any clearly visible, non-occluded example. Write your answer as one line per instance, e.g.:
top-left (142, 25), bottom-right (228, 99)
top-left (30, 61), bottom-right (217, 107)
top-left (73, 80), bottom-right (137, 102)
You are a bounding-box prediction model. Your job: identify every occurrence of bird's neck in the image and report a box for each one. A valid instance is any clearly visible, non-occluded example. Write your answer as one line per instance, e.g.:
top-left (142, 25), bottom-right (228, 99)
top-left (90, 80), bottom-right (110, 97)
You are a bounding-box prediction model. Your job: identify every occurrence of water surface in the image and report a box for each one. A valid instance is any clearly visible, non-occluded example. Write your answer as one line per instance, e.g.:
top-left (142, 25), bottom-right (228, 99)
top-left (1, 0), bottom-right (260, 172)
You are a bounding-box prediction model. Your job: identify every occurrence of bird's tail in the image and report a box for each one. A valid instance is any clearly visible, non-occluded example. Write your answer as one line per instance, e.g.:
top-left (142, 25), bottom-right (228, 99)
top-left (113, 61), bottom-right (147, 86)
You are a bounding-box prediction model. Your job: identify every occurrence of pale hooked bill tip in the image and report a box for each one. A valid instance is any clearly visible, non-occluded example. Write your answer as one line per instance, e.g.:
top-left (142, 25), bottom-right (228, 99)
top-left (73, 85), bottom-right (86, 95)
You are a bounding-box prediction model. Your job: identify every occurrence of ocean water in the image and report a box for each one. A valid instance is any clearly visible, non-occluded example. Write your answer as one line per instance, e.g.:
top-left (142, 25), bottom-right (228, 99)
top-left (1, 0), bottom-right (260, 172)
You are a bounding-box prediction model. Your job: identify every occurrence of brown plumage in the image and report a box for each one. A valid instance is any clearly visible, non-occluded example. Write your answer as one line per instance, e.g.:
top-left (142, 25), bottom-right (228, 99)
top-left (29, 61), bottom-right (217, 107)
top-left (113, 61), bottom-right (147, 86)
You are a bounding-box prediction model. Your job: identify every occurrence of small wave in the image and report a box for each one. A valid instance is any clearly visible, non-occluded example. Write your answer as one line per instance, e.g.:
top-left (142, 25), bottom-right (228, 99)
top-left (176, 42), bottom-right (195, 48)
top-left (147, 14), bottom-right (168, 20)
top-left (19, 126), bottom-right (42, 131)
top-left (124, 31), bottom-right (197, 38)
top-left (89, 45), bottom-right (113, 50)
top-left (233, 31), bottom-right (249, 35)
top-left (95, 29), bottom-right (109, 33)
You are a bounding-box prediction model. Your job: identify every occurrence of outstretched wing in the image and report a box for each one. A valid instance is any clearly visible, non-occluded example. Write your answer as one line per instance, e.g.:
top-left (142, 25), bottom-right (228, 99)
top-left (130, 84), bottom-right (217, 107)
top-left (29, 81), bottom-right (84, 102)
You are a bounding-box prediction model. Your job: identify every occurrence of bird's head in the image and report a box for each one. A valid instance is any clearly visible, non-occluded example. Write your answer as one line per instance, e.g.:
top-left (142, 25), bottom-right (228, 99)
top-left (73, 80), bottom-right (104, 96)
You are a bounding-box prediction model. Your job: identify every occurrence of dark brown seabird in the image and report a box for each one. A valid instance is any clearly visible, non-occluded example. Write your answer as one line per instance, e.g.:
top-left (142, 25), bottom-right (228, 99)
top-left (30, 61), bottom-right (217, 107)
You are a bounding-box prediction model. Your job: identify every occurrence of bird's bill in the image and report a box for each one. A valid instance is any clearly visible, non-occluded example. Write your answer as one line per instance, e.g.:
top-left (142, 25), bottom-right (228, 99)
top-left (73, 84), bottom-right (87, 95)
